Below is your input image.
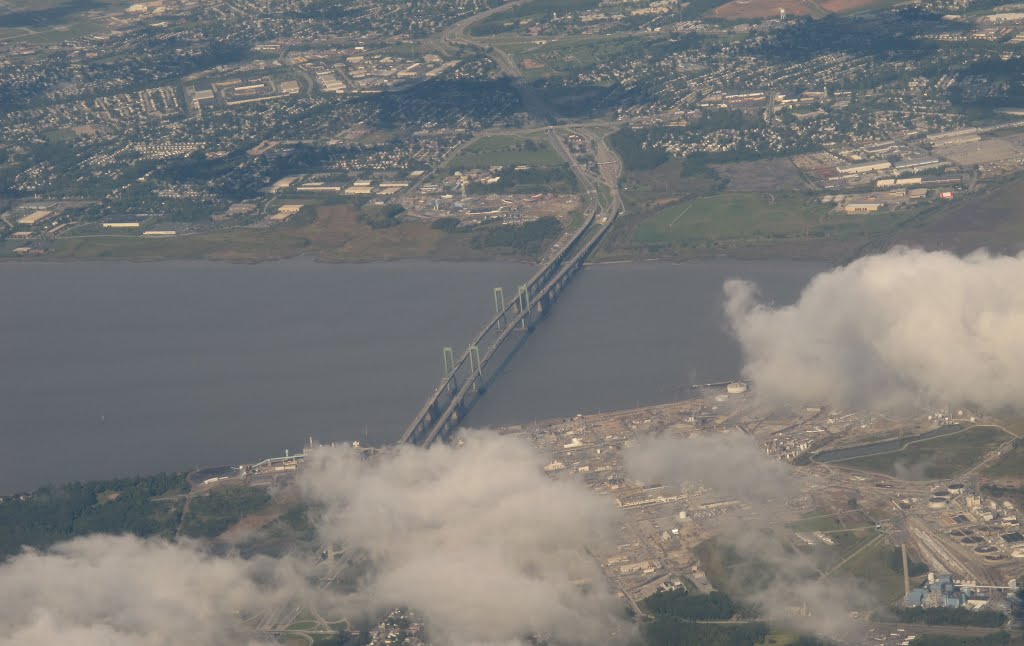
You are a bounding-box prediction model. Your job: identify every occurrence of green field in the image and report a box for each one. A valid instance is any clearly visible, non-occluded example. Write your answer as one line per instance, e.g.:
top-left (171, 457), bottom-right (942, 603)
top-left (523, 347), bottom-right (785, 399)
top-left (0, 20), bottom-right (103, 44)
top-left (833, 537), bottom-right (909, 603)
top-left (632, 192), bottom-right (830, 244)
top-left (631, 190), bottom-right (930, 249)
top-left (448, 135), bottom-right (564, 169)
top-left (468, 0), bottom-right (601, 35)
top-left (0, 0), bottom-right (119, 43)
top-left (834, 426), bottom-right (1011, 480)
top-left (982, 438), bottom-right (1024, 479)
top-left (511, 36), bottom-right (647, 79)
top-left (788, 508), bottom-right (881, 571)
top-left (789, 513), bottom-right (846, 534)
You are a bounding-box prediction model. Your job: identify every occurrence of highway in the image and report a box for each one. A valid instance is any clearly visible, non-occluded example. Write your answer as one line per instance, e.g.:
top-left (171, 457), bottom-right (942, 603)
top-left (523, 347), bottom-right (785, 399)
top-left (400, 18), bottom-right (624, 445)
top-left (401, 127), bottom-right (621, 445)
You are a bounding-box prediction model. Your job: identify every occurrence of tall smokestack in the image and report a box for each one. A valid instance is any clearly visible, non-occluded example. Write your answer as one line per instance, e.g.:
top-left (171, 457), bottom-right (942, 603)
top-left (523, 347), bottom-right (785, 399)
top-left (901, 544), bottom-right (911, 596)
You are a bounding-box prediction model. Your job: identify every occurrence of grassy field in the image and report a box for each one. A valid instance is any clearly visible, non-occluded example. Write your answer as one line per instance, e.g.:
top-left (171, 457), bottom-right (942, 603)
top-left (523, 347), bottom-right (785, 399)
top-left (788, 507), bottom-right (881, 571)
top-left (511, 36), bottom-right (646, 79)
top-left (833, 537), bottom-right (908, 603)
top-left (789, 510), bottom-right (851, 533)
top-left (602, 155), bottom-right (935, 261)
top-left (448, 134), bottom-right (564, 169)
top-left (0, 20), bottom-right (102, 43)
top-left (982, 440), bottom-right (1024, 479)
top-left (882, 173), bottom-right (1024, 256)
top-left (833, 426), bottom-right (1011, 480)
top-left (632, 192), bottom-right (830, 244)
top-left (6, 205), bottom-right (496, 262)
top-left (601, 160), bottom-right (1024, 263)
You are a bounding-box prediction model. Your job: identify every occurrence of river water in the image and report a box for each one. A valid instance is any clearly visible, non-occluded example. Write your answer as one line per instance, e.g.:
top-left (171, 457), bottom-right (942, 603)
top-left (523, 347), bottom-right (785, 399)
top-left (0, 258), bottom-right (824, 493)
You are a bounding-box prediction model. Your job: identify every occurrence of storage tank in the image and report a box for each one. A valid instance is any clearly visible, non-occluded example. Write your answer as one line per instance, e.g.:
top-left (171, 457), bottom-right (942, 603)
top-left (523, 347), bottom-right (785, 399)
top-left (1012, 548), bottom-right (1024, 559)
top-left (928, 497), bottom-right (949, 509)
top-left (726, 382), bottom-right (748, 395)
top-left (947, 483), bottom-right (965, 495)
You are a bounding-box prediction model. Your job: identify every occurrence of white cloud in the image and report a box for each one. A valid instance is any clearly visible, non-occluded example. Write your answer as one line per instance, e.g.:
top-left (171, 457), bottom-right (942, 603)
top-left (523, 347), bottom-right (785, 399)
top-left (298, 433), bottom-right (635, 645)
top-left (625, 432), bottom-right (797, 503)
top-left (0, 534), bottom-right (315, 646)
top-left (724, 248), bottom-right (1024, 412)
top-left (625, 433), bottom-right (872, 639)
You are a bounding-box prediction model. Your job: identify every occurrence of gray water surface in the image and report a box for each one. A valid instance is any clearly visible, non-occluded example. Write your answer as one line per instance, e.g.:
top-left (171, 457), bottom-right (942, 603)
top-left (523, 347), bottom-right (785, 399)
top-left (0, 258), bottom-right (825, 492)
top-left (470, 260), bottom-right (825, 426)
top-left (0, 259), bottom-right (532, 492)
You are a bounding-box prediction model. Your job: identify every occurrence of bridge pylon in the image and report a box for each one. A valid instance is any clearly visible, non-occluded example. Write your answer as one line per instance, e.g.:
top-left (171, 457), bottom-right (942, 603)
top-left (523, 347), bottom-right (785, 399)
top-left (494, 287), bottom-right (505, 328)
top-left (468, 344), bottom-right (482, 390)
top-left (442, 346), bottom-right (457, 393)
top-left (517, 285), bottom-right (530, 329)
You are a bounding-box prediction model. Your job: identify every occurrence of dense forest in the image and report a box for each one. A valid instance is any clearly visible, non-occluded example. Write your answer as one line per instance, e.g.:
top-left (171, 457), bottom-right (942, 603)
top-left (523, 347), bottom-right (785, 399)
top-left (911, 633), bottom-right (1012, 646)
top-left (892, 607), bottom-right (1007, 628)
top-left (643, 588), bottom-right (736, 621)
top-left (466, 165), bottom-right (578, 195)
top-left (472, 216), bottom-right (563, 254)
top-left (609, 126), bottom-right (670, 171)
top-left (886, 547), bottom-right (929, 577)
top-left (0, 473), bottom-right (187, 559)
top-left (642, 617), bottom-right (769, 646)
top-left (0, 476), bottom-right (278, 558)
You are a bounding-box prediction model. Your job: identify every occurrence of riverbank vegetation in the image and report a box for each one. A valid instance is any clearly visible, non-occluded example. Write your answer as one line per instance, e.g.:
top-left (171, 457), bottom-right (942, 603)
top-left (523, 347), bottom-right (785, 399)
top-left (3, 203), bottom-right (568, 262)
top-left (0, 473), bottom-right (187, 559)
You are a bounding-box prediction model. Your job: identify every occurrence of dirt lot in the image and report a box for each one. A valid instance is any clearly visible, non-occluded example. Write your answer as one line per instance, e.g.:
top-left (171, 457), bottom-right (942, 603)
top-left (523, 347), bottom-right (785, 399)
top-left (882, 176), bottom-right (1024, 256)
top-left (712, 158), bottom-right (810, 192)
top-left (819, 0), bottom-right (890, 12)
top-left (711, 0), bottom-right (883, 19)
top-left (934, 137), bottom-right (1024, 166)
top-left (712, 0), bottom-right (827, 19)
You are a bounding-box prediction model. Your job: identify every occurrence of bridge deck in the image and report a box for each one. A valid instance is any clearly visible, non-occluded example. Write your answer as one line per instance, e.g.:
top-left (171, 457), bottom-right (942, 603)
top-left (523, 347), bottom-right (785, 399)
top-left (400, 126), bottom-right (621, 446)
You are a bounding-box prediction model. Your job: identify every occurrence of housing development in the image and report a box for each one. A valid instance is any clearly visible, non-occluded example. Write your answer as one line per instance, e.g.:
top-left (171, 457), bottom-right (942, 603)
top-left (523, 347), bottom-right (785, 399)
top-left (3, 0), bottom-right (1024, 263)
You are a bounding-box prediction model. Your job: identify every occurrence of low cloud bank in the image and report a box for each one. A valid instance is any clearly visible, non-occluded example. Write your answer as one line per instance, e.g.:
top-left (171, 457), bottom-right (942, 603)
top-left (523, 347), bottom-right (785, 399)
top-left (626, 433), bottom-right (872, 639)
top-left (0, 534), bottom-right (317, 646)
top-left (625, 432), bottom-right (797, 503)
top-left (0, 434), bottom-right (635, 646)
top-left (724, 248), bottom-right (1024, 412)
top-left (299, 433), bottom-right (635, 645)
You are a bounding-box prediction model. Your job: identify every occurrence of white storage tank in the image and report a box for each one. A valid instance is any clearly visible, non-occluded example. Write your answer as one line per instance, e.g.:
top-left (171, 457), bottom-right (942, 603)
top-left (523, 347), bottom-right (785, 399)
top-left (726, 382), bottom-right (748, 395)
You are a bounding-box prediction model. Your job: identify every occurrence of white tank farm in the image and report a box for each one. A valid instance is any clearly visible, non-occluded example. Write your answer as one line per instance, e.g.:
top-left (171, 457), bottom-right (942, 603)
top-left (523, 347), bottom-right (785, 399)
top-left (726, 382), bottom-right (748, 395)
